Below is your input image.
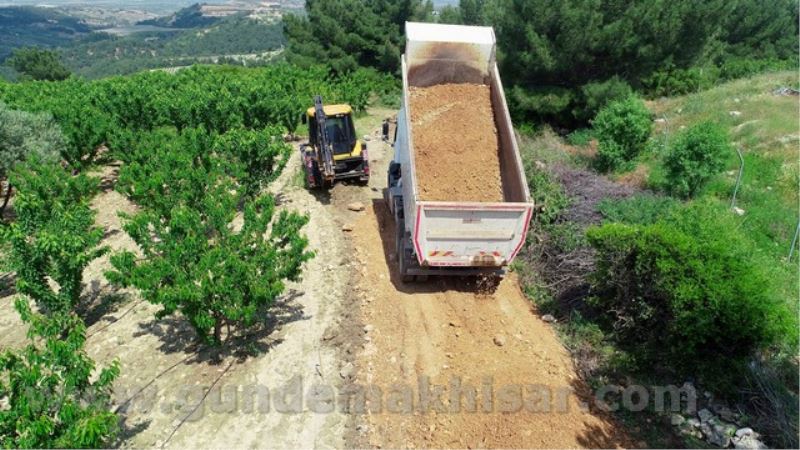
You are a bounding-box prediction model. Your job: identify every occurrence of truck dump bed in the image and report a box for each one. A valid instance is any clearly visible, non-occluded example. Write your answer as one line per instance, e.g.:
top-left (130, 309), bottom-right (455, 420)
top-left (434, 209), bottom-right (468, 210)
top-left (392, 22), bottom-right (533, 270)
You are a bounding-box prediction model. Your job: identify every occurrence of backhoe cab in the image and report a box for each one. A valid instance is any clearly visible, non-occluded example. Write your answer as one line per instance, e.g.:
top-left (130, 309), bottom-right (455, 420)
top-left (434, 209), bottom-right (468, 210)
top-left (300, 96), bottom-right (369, 189)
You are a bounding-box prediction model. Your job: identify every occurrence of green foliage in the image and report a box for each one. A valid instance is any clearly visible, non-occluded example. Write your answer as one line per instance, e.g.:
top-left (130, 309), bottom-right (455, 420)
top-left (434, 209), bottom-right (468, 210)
top-left (0, 102), bottom-right (64, 180)
top-left (718, 57), bottom-right (795, 81)
top-left (598, 194), bottom-right (680, 225)
top-left (592, 96), bottom-right (652, 172)
top-left (565, 128), bottom-right (593, 147)
top-left (492, 0), bottom-right (797, 124)
top-left (0, 64), bottom-right (392, 169)
top-left (284, 0), bottom-right (429, 74)
top-left (0, 299), bottom-right (119, 448)
top-left (521, 154), bottom-right (569, 227)
top-left (663, 121), bottom-right (731, 198)
top-left (6, 47), bottom-right (71, 81)
top-left (575, 76), bottom-right (633, 122)
top-left (0, 158), bottom-right (106, 314)
top-left (108, 126), bottom-right (313, 345)
top-left (641, 64), bottom-right (719, 97)
top-left (586, 201), bottom-right (793, 385)
top-left (213, 126), bottom-right (293, 197)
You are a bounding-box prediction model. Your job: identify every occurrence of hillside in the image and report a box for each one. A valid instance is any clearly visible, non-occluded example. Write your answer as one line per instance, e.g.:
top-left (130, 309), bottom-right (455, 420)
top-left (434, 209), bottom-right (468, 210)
top-left (138, 3), bottom-right (221, 28)
top-left (61, 14), bottom-right (285, 78)
top-left (0, 6), bottom-right (92, 60)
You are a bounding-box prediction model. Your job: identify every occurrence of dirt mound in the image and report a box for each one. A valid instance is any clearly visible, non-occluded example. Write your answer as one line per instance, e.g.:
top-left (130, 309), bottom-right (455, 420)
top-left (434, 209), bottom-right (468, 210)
top-left (409, 83), bottom-right (503, 202)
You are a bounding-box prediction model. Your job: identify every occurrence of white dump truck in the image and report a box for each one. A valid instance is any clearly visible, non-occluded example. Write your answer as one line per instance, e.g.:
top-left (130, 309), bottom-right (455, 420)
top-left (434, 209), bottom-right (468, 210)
top-left (385, 22), bottom-right (534, 281)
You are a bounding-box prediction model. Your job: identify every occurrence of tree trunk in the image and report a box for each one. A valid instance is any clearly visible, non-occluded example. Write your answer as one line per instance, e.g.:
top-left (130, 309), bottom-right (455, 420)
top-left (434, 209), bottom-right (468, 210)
top-left (214, 319), bottom-right (222, 344)
top-left (0, 183), bottom-right (12, 218)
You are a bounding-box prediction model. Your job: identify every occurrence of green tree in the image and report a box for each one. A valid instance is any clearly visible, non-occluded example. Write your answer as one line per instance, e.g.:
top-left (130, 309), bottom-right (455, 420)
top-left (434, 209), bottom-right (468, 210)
top-left (0, 158), bottom-right (106, 314)
top-left (213, 126), bottom-right (292, 197)
top-left (663, 121), bottom-right (731, 198)
top-left (6, 47), bottom-right (71, 81)
top-left (494, 0), bottom-right (728, 124)
top-left (284, 0), bottom-right (427, 74)
top-left (460, 0), bottom-right (487, 24)
top-left (0, 299), bottom-right (119, 448)
top-left (592, 95), bottom-right (652, 172)
top-left (108, 127), bottom-right (313, 344)
top-left (0, 102), bottom-right (64, 214)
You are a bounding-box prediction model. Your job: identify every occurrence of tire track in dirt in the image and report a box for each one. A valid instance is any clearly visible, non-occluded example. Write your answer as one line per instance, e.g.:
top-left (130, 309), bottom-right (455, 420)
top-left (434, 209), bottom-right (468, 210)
top-left (349, 137), bottom-right (633, 448)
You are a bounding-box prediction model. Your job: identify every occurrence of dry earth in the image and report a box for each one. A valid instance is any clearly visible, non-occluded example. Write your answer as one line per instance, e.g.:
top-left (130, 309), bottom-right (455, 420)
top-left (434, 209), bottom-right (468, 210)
top-left (0, 108), bottom-right (631, 448)
top-left (348, 163), bottom-right (631, 448)
top-left (409, 83), bottom-right (504, 202)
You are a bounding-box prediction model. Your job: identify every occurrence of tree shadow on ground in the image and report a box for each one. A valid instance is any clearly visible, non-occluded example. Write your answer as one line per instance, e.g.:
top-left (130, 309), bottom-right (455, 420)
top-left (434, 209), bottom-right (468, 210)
top-left (0, 272), bottom-right (16, 298)
top-left (133, 288), bottom-right (308, 365)
top-left (77, 279), bottom-right (130, 327)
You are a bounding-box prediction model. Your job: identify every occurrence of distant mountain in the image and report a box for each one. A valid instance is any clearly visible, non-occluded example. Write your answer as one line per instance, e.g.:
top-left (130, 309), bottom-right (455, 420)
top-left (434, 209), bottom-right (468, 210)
top-left (0, 6), bottom-right (92, 60)
top-left (138, 3), bottom-right (220, 28)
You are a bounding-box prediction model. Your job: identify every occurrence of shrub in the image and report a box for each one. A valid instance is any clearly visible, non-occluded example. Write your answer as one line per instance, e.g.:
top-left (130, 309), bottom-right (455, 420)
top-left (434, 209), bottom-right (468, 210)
top-left (575, 76), bottom-right (633, 123)
top-left (719, 57), bottom-right (795, 81)
top-left (598, 194), bottom-right (680, 225)
top-left (521, 155), bottom-right (569, 227)
top-left (663, 121), bottom-right (731, 198)
top-left (0, 158), bottom-right (106, 314)
top-left (592, 96), bottom-right (652, 172)
top-left (586, 201), bottom-right (793, 386)
top-left (0, 102), bottom-right (64, 213)
top-left (642, 64), bottom-right (718, 98)
top-left (0, 299), bottom-right (119, 448)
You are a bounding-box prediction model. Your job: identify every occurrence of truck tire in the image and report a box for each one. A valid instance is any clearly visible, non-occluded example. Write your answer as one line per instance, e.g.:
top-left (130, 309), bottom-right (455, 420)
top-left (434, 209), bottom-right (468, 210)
top-left (394, 197), bottom-right (413, 283)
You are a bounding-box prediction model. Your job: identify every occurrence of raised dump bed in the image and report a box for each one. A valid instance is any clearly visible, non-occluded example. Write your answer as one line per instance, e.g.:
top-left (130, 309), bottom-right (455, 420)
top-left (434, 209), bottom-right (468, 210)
top-left (386, 22), bottom-right (533, 280)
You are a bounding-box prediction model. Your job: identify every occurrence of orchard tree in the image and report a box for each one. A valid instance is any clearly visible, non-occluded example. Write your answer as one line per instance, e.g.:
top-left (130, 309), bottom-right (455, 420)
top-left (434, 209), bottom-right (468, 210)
top-left (108, 127), bottom-right (313, 344)
top-left (0, 158), bottom-right (106, 314)
top-left (213, 126), bottom-right (292, 197)
top-left (0, 299), bottom-right (119, 448)
top-left (0, 102), bottom-right (65, 215)
top-left (5, 47), bottom-right (71, 81)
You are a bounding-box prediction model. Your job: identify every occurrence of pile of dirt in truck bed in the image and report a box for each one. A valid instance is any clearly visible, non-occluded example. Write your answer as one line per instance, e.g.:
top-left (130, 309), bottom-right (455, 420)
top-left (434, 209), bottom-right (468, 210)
top-left (409, 83), bottom-right (504, 202)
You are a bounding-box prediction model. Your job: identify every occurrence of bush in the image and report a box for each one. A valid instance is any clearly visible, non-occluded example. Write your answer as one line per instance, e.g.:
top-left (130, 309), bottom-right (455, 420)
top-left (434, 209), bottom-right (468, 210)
top-left (0, 102), bottom-right (64, 213)
top-left (586, 201), bottom-right (793, 386)
top-left (598, 194), bottom-right (680, 225)
top-left (575, 76), bottom-right (633, 123)
top-left (592, 96), bottom-right (652, 172)
top-left (0, 102), bottom-right (64, 179)
top-left (0, 299), bottom-right (119, 448)
top-left (718, 57), bottom-right (794, 81)
top-left (0, 158), bottom-right (106, 314)
top-left (642, 64), bottom-right (718, 97)
top-left (663, 121), bottom-right (731, 198)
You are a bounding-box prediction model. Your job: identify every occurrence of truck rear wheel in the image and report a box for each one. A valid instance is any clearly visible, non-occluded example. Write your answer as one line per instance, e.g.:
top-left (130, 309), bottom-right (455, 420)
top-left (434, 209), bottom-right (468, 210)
top-left (394, 197), bottom-right (414, 283)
